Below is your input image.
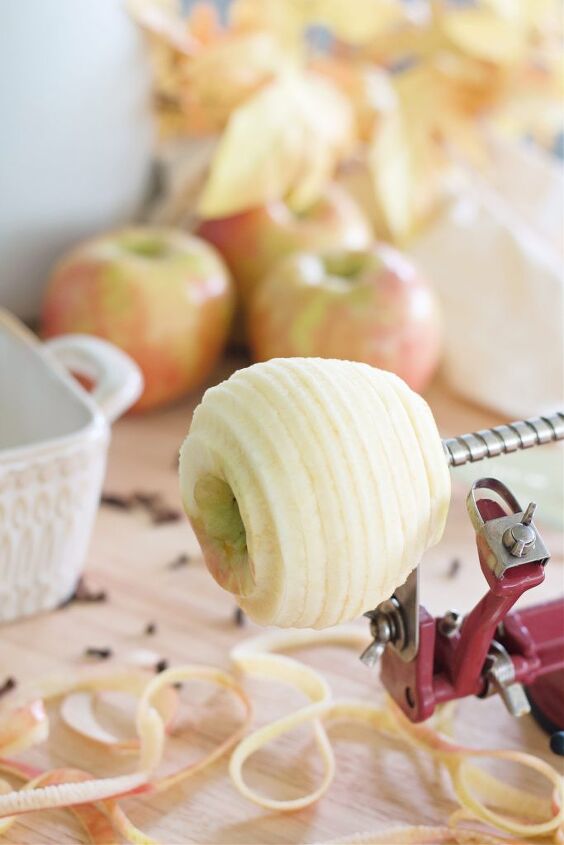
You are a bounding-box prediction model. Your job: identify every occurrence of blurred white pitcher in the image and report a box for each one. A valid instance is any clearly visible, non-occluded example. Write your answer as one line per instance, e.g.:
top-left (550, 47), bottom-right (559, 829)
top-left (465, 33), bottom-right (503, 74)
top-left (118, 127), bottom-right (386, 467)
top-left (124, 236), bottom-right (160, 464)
top-left (0, 0), bottom-right (154, 319)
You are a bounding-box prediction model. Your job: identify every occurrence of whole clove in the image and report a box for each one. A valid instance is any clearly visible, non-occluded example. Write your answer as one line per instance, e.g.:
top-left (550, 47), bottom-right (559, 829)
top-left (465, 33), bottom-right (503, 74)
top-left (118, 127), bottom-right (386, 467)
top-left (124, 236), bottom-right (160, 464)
top-left (447, 558), bottom-right (461, 579)
top-left (151, 505), bottom-right (182, 525)
top-left (100, 492), bottom-right (133, 510)
top-left (155, 658), bottom-right (169, 673)
top-left (0, 677), bottom-right (16, 699)
top-left (234, 607), bottom-right (245, 627)
top-left (144, 622), bottom-right (157, 636)
top-left (167, 553), bottom-right (190, 570)
top-left (84, 647), bottom-right (113, 660)
top-left (133, 490), bottom-right (181, 525)
top-left (74, 579), bottom-right (108, 603)
top-left (59, 577), bottom-right (108, 608)
top-left (132, 491), bottom-right (160, 508)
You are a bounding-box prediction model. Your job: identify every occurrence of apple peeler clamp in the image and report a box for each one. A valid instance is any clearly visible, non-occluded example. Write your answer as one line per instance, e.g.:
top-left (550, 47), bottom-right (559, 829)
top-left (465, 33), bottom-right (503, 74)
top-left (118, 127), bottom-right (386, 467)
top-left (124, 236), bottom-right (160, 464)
top-left (360, 411), bottom-right (564, 754)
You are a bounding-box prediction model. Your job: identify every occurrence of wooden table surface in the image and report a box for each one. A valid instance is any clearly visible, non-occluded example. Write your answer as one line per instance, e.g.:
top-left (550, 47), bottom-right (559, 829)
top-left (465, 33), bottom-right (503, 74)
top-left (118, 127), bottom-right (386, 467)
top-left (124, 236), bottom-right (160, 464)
top-left (2, 359), bottom-right (563, 845)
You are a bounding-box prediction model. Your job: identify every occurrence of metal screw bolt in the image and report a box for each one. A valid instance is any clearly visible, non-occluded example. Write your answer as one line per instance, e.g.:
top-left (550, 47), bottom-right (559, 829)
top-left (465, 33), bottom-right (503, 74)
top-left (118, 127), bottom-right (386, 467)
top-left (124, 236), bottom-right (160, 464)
top-left (360, 611), bottom-right (393, 667)
top-left (522, 501), bottom-right (536, 526)
top-left (359, 639), bottom-right (385, 667)
top-left (439, 609), bottom-right (463, 637)
top-left (502, 502), bottom-right (537, 558)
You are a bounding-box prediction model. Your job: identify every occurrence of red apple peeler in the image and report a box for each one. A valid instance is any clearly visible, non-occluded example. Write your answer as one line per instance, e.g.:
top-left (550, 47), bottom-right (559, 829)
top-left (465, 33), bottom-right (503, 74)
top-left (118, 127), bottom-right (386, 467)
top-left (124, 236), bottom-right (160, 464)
top-left (360, 412), bottom-right (564, 755)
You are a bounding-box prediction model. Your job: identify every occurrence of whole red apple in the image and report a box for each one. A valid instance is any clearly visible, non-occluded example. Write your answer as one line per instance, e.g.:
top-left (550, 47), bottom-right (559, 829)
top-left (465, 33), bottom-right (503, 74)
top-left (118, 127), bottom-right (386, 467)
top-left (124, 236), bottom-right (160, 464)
top-left (41, 227), bottom-right (234, 412)
top-left (246, 245), bottom-right (442, 393)
top-left (197, 183), bottom-right (372, 305)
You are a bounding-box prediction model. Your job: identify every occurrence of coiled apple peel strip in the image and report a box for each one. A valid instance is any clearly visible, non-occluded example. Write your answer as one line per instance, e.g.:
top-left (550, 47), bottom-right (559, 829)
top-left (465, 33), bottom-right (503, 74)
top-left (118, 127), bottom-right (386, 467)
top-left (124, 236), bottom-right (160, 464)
top-left (0, 665), bottom-right (252, 840)
top-left (0, 630), bottom-right (561, 844)
top-left (229, 626), bottom-right (563, 843)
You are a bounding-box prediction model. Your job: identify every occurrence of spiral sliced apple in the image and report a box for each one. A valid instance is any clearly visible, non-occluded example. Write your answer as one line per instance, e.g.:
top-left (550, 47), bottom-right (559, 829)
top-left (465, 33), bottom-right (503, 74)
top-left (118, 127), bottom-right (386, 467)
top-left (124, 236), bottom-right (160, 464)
top-left (179, 358), bottom-right (450, 629)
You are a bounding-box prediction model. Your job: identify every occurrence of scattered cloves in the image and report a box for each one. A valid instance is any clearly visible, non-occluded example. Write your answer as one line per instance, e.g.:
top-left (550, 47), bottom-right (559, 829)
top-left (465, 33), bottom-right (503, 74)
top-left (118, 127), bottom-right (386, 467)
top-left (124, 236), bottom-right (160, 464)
top-left (101, 489), bottom-right (181, 525)
top-left (133, 491), bottom-right (181, 524)
top-left (84, 647), bottom-right (113, 660)
top-left (167, 553), bottom-right (190, 570)
top-left (155, 658), bottom-right (169, 673)
top-left (0, 677), bottom-right (16, 699)
top-left (144, 622), bottom-right (157, 636)
top-left (234, 607), bottom-right (245, 627)
top-left (447, 558), bottom-right (461, 579)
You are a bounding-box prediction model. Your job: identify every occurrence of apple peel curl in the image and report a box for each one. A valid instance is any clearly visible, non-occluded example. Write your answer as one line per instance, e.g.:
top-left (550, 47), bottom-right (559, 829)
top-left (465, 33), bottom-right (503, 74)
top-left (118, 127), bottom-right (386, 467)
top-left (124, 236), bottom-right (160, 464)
top-left (0, 640), bottom-right (561, 843)
top-left (61, 682), bottom-right (178, 752)
top-left (229, 626), bottom-right (563, 843)
top-left (0, 666), bottom-right (251, 828)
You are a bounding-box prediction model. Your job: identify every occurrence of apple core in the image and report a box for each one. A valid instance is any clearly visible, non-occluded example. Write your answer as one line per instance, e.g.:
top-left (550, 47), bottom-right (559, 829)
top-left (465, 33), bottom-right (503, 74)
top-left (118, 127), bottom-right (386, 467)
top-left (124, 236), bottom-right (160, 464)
top-left (193, 474), bottom-right (254, 596)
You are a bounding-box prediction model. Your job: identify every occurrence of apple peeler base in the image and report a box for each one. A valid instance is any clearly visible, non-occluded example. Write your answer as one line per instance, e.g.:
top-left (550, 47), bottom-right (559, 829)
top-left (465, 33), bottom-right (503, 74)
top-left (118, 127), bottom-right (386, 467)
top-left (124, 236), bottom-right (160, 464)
top-left (361, 412), bottom-right (564, 755)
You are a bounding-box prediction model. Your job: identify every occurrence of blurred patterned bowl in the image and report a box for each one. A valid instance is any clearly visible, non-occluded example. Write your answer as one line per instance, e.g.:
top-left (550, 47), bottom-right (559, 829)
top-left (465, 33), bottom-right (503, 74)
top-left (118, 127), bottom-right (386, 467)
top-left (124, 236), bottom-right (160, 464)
top-left (0, 309), bottom-right (142, 622)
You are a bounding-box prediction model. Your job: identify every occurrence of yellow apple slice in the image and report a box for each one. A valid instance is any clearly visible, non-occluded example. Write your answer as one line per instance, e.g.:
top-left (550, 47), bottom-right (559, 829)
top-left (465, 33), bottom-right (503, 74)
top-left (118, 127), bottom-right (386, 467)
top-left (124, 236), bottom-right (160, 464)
top-left (179, 358), bottom-right (451, 628)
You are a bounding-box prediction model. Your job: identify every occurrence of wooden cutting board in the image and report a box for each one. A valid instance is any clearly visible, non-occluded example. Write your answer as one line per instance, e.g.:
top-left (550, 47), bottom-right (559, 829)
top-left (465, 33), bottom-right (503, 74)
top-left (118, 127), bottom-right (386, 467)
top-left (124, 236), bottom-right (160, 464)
top-left (2, 360), bottom-right (562, 844)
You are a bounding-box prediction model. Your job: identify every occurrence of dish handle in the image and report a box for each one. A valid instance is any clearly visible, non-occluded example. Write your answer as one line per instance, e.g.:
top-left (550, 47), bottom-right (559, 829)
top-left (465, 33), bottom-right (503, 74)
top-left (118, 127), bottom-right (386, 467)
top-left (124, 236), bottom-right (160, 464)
top-left (45, 334), bottom-right (144, 422)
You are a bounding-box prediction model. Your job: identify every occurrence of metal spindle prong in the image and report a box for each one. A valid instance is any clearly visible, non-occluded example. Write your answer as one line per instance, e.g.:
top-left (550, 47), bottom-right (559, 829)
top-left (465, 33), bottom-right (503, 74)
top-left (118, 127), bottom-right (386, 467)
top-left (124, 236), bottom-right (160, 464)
top-left (443, 411), bottom-right (564, 468)
top-left (522, 502), bottom-right (536, 526)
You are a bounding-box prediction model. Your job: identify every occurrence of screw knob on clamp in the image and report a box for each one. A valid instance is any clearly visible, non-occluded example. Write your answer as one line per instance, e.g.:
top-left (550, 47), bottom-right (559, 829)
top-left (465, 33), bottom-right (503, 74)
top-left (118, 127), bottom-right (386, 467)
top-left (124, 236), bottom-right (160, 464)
top-left (360, 611), bottom-right (394, 666)
top-left (502, 501), bottom-right (537, 557)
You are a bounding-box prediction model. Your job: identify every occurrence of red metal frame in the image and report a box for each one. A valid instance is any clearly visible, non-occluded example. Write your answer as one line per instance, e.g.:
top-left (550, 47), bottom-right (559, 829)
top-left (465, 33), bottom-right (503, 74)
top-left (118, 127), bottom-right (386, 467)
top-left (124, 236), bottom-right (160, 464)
top-left (380, 497), bottom-right (564, 724)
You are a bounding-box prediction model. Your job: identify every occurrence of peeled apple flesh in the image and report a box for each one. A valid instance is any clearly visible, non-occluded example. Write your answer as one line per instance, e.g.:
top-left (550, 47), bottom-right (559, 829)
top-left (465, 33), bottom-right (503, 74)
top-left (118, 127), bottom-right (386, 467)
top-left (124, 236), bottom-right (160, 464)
top-left (179, 358), bottom-right (450, 629)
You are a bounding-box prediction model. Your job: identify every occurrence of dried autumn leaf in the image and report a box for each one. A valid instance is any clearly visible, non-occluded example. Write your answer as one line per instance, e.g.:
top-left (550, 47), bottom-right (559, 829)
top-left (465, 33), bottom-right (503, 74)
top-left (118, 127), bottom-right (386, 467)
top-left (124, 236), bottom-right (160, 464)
top-left (395, 61), bottom-right (488, 218)
top-left (186, 31), bottom-right (293, 128)
top-left (398, 61), bottom-right (489, 167)
top-left (188, 1), bottom-right (222, 45)
top-left (432, 51), bottom-right (510, 115)
top-left (127, 0), bottom-right (198, 55)
top-left (229, 0), bottom-right (306, 56)
top-left (150, 136), bottom-right (219, 226)
top-left (198, 71), bottom-right (354, 218)
top-left (285, 76), bottom-right (357, 210)
top-left (230, 0), bottom-right (407, 47)
top-left (492, 91), bottom-right (564, 149)
top-left (439, 7), bottom-right (527, 66)
top-left (368, 108), bottom-right (412, 241)
top-left (312, 58), bottom-right (397, 141)
top-left (304, 0), bottom-right (407, 45)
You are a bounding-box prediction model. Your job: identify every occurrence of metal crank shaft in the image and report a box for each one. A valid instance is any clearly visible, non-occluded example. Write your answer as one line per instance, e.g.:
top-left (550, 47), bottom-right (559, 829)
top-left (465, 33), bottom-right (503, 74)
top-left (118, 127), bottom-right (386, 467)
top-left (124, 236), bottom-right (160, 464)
top-left (442, 411), bottom-right (564, 467)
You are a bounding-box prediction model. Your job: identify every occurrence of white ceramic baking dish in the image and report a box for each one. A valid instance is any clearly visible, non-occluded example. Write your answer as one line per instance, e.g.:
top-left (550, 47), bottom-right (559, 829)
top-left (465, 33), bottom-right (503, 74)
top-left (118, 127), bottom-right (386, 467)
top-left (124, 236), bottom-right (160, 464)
top-left (0, 309), bottom-right (143, 623)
